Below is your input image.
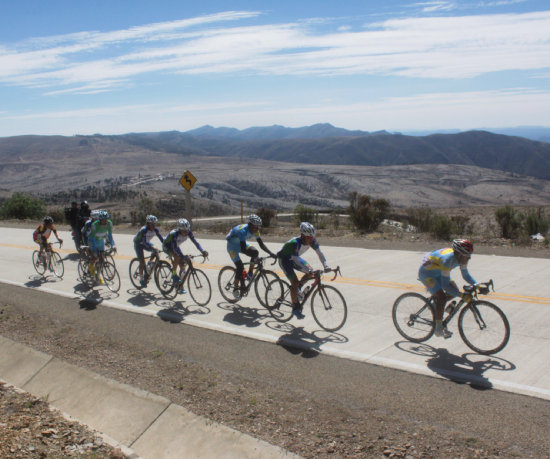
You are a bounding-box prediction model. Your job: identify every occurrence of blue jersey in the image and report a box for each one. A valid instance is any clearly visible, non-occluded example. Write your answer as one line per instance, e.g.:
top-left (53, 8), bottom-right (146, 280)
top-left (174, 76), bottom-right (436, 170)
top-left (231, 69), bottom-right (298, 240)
top-left (162, 229), bottom-right (203, 257)
top-left (133, 225), bottom-right (163, 247)
top-left (88, 220), bottom-right (114, 250)
top-left (419, 248), bottom-right (476, 296)
top-left (226, 224), bottom-right (259, 251)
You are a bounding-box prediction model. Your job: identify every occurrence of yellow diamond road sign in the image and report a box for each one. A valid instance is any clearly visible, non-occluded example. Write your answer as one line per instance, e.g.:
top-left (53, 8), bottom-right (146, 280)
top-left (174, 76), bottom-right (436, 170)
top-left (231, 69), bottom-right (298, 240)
top-left (179, 170), bottom-right (197, 191)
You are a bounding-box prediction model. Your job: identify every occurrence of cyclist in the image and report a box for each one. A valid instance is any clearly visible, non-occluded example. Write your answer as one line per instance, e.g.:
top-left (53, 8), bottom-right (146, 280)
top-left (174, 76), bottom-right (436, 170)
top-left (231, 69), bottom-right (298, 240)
top-left (162, 218), bottom-right (208, 290)
top-left (226, 214), bottom-right (277, 297)
top-left (88, 210), bottom-right (116, 281)
top-left (81, 210), bottom-right (99, 246)
top-left (33, 216), bottom-right (63, 259)
top-left (418, 239), bottom-right (477, 338)
top-left (276, 222), bottom-right (331, 319)
top-left (133, 215), bottom-right (164, 287)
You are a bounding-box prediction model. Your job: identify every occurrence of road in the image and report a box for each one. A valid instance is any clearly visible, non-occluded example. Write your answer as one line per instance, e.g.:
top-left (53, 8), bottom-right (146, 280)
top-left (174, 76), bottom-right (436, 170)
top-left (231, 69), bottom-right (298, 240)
top-left (1, 225), bottom-right (550, 401)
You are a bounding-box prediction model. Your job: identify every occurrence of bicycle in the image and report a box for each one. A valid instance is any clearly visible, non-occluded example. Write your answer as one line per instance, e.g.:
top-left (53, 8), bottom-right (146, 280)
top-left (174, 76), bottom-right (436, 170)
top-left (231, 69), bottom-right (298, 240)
top-left (155, 254), bottom-right (212, 306)
top-left (129, 249), bottom-right (163, 290)
top-left (32, 241), bottom-right (64, 278)
top-left (217, 256), bottom-right (279, 308)
top-left (264, 267), bottom-right (347, 332)
top-left (392, 280), bottom-right (510, 355)
top-left (77, 247), bottom-right (120, 293)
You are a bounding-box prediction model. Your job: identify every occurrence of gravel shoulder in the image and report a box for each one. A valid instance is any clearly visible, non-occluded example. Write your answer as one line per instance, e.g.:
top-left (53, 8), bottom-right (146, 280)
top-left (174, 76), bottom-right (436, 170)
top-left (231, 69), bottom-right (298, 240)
top-left (1, 284), bottom-right (549, 458)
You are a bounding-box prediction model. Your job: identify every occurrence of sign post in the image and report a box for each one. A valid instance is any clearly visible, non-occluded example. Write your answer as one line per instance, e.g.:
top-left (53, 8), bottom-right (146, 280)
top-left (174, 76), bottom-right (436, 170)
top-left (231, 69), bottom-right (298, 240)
top-left (179, 170), bottom-right (197, 220)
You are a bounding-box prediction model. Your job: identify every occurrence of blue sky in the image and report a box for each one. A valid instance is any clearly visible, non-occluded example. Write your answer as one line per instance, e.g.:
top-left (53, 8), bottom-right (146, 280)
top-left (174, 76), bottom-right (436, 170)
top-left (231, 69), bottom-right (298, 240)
top-left (1, 0), bottom-right (549, 136)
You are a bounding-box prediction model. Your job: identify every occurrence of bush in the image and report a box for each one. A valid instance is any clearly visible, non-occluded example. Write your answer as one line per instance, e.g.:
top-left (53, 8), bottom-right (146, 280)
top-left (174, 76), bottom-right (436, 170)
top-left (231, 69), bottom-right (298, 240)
top-left (495, 206), bottom-right (522, 239)
top-left (294, 204), bottom-right (317, 225)
top-left (0, 192), bottom-right (45, 220)
top-left (130, 198), bottom-right (157, 226)
top-left (47, 208), bottom-right (66, 225)
top-left (348, 192), bottom-right (390, 232)
top-left (524, 208), bottom-right (549, 236)
top-left (430, 214), bottom-right (453, 240)
top-left (406, 207), bottom-right (434, 233)
top-left (255, 207), bottom-right (276, 227)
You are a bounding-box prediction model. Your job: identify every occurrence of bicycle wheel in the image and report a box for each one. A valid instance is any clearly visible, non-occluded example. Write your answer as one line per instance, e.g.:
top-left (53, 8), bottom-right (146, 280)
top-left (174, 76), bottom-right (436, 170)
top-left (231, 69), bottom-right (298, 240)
top-left (102, 262), bottom-right (120, 293)
top-left (155, 260), bottom-right (177, 300)
top-left (50, 252), bottom-right (64, 278)
top-left (458, 300), bottom-right (510, 355)
top-left (217, 266), bottom-right (240, 303)
top-left (129, 258), bottom-right (144, 289)
top-left (187, 268), bottom-right (212, 306)
top-left (310, 285), bottom-right (348, 332)
top-left (265, 279), bottom-right (294, 322)
top-left (392, 292), bottom-right (435, 342)
top-left (78, 259), bottom-right (95, 288)
top-left (254, 269), bottom-right (279, 309)
top-left (32, 251), bottom-right (46, 275)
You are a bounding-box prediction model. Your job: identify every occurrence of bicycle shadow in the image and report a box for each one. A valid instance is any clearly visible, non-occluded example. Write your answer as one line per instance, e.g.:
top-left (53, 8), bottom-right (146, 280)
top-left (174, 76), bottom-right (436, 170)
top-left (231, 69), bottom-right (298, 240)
top-left (126, 288), bottom-right (159, 307)
top-left (78, 289), bottom-right (104, 311)
top-left (275, 326), bottom-right (349, 358)
top-left (72, 282), bottom-right (119, 302)
top-left (156, 298), bottom-right (210, 323)
top-left (62, 253), bottom-right (80, 262)
top-left (395, 341), bottom-right (516, 390)
top-left (216, 301), bottom-right (270, 328)
top-left (25, 274), bottom-right (61, 287)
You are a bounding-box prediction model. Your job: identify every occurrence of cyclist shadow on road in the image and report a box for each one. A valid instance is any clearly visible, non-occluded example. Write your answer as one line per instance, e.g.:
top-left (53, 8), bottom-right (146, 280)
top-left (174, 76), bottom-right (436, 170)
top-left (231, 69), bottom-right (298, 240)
top-left (217, 301), bottom-right (270, 328)
top-left (73, 282), bottom-right (119, 302)
top-left (126, 288), bottom-right (161, 307)
top-left (274, 325), bottom-right (349, 358)
top-left (156, 298), bottom-right (210, 323)
top-left (25, 274), bottom-right (62, 287)
top-left (396, 341), bottom-right (516, 390)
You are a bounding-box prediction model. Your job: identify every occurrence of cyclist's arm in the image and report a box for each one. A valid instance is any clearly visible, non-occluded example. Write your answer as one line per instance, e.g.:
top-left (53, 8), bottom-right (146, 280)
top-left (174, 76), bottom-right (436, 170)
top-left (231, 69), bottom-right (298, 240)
top-left (459, 264), bottom-right (477, 286)
top-left (311, 240), bottom-right (329, 270)
top-left (256, 236), bottom-right (276, 257)
top-left (155, 227), bottom-right (164, 244)
top-left (188, 231), bottom-right (205, 254)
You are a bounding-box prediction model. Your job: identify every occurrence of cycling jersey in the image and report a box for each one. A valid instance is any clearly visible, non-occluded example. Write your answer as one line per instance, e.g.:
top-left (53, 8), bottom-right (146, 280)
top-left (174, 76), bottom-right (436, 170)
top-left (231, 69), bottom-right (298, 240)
top-left (418, 248), bottom-right (476, 296)
top-left (277, 236), bottom-right (328, 281)
top-left (88, 220), bottom-right (114, 252)
top-left (81, 219), bottom-right (93, 245)
top-left (134, 225), bottom-right (164, 246)
top-left (226, 223), bottom-right (260, 261)
top-left (162, 229), bottom-right (203, 258)
top-left (33, 224), bottom-right (57, 242)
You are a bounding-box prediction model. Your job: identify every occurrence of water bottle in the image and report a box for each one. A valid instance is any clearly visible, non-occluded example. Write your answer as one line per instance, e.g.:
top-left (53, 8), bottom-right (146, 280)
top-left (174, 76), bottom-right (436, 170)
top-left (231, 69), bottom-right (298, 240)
top-left (146, 261), bottom-right (152, 275)
top-left (445, 300), bottom-right (457, 314)
top-left (242, 270), bottom-right (248, 280)
top-left (303, 285), bottom-right (311, 296)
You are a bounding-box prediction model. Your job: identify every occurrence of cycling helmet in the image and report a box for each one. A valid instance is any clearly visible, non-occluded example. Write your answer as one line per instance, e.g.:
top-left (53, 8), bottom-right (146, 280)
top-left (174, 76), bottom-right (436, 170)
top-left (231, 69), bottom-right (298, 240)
top-left (80, 201), bottom-right (89, 209)
top-left (146, 215), bottom-right (158, 224)
top-left (300, 222), bottom-right (316, 237)
top-left (452, 239), bottom-right (473, 256)
top-left (248, 214), bottom-right (262, 227)
top-left (43, 216), bottom-right (54, 224)
top-left (177, 218), bottom-right (191, 231)
top-left (98, 210), bottom-right (110, 220)
top-left (90, 210), bottom-right (100, 220)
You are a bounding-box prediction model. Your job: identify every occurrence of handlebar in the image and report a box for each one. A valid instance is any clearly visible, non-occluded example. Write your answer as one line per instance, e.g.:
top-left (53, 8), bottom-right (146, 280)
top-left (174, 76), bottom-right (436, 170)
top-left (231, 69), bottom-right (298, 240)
top-left (313, 266), bottom-right (341, 281)
top-left (187, 253), bottom-right (208, 264)
top-left (464, 279), bottom-right (494, 296)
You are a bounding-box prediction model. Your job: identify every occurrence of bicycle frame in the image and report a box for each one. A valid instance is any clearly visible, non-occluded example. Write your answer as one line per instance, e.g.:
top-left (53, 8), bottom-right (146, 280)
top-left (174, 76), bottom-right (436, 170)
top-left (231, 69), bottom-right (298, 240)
top-left (297, 267), bottom-right (341, 306)
top-left (439, 280), bottom-right (494, 329)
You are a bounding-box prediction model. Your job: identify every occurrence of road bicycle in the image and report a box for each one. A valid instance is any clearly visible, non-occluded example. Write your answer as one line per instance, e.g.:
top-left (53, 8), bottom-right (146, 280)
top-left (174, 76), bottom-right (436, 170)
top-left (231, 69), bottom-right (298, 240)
top-left (77, 247), bottom-right (120, 293)
top-left (264, 267), bottom-right (347, 332)
top-left (217, 256), bottom-right (279, 308)
top-left (32, 241), bottom-right (64, 278)
top-left (155, 254), bottom-right (212, 306)
top-left (392, 280), bottom-right (510, 355)
top-left (128, 249), bottom-right (164, 290)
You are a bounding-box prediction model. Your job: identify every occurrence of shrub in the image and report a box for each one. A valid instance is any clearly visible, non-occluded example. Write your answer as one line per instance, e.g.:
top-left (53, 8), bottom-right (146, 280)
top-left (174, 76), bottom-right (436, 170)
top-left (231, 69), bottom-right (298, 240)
top-left (0, 192), bottom-right (45, 220)
top-left (130, 198), bottom-right (157, 226)
top-left (406, 207), bottom-right (434, 233)
top-left (255, 207), bottom-right (276, 228)
top-left (348, 192), bottom-right (390, 232)
top-left (495, 206), bottom-right (522, 239)
top-left (47, 208), bottom-right (66, 225)
top-left (524, 208), bottom-right (549, 236)
top-left (430, 214), bottom-right (453, 240)
top-left (294, 204), bottom-right (317, 224)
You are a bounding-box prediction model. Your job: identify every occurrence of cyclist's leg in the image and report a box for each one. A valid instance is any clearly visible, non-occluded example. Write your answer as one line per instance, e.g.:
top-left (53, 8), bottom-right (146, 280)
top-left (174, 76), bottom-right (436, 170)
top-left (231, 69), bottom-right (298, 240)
top-left (419, 269), bottom-right (447, 335)
top-left (228, 248), bottom-right (243, 289)
top-left (241, 244), bottom-right (258, 277)
top-left (279, 257), bottom-right (299, 304)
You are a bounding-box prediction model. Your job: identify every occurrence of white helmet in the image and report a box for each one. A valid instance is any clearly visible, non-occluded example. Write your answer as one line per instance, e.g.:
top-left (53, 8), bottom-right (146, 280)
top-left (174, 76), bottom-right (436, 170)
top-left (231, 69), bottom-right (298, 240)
top-left (248, 214), bottom-right (262, 227)
top-left (300, 222), bottom-right (316, 237)
top-left (90, 210), bottom-right (100, 220)
top-left (177, 218), bottom-right (191, 231)
top-left (146, 215), bottom-right (158, 224)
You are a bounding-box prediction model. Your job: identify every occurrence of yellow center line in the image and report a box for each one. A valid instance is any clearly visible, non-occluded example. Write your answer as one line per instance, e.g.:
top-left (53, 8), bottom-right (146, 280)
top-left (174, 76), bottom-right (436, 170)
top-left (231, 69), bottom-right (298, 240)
top-left (3, 242), bottom-right (550, 305)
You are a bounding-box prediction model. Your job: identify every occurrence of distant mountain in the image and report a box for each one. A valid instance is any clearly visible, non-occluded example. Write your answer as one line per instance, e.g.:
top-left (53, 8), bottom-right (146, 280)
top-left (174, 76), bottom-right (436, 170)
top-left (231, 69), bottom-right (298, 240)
top-left (404, 126), bottom-right (550, 143)
top-left (2, 126), bottom-right (550, 181)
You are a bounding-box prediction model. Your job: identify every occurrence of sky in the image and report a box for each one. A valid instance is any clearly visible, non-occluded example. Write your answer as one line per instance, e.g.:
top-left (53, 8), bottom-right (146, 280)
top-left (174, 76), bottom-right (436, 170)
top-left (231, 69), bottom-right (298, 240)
top-left (1, 0), bottom-right (549, 137)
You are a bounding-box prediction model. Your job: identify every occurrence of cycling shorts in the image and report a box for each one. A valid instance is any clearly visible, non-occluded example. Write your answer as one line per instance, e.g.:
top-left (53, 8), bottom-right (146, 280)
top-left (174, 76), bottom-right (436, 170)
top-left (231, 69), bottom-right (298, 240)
top-left (278, 256), bottom-right (310, 283)
top-left (418, 268), bottom-right (443, 295)
top-left (227, 244), bottom-right (258, 263)
top-left (134, 243), bottom-right (154, 259)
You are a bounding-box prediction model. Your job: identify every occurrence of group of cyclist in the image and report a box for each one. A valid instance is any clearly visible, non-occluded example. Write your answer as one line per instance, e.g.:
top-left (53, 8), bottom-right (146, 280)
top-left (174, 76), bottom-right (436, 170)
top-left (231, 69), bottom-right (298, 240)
top-left (33, 205), bottom-right (479, 330)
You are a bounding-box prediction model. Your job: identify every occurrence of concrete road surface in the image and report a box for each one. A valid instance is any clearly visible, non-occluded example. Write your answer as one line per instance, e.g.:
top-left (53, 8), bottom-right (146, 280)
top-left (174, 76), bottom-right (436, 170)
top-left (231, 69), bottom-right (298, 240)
top-left (1, 226), bottom-right (549, 401)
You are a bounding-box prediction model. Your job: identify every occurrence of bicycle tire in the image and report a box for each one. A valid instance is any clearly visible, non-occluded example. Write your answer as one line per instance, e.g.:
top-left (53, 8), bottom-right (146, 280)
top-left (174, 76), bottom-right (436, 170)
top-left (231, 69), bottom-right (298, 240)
top-left (187, 268), bottom-right (212, 306)
top-left (102, 262), bottom-right (120, 293)
top-left (32, 251), bottom-right (46, 276)
top-left (128, 258), bottom-right (144, 289)
top-left (265, 279), bottom-right (294, 322)
top-left (310, 285), bottom-right (348, 332)
top-left (392, 292), bottom-right (435, 342)
top-left (254, 269), bottom-right (279, 308)
top-left (50, 252), bottom-right (64, 278)
top-left (218, 266), bottom-right (240, 303)
top-left (155, 260), bottom-right (177, 299)
top-left (458, 300), bottom-right (510, 355)
top-left (78, 259), bottom-right (95, 288)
